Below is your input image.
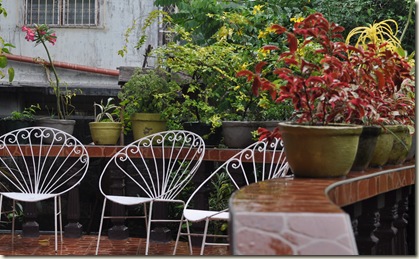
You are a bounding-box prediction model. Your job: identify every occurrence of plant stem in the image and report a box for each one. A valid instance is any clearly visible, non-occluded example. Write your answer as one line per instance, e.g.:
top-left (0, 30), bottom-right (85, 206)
top-left (399, 0), bottom-right (414, 44)
top-left (41, 39), bottom-right (63, 119)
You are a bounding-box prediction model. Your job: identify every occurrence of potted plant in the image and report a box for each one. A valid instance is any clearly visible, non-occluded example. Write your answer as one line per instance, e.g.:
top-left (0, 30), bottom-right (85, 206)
top-left (239, 13), bottom-right (415, 177)
top-left (152, 40), bottom-right (228, 146)
top-left (21, 24), bottom-right (79, 134)
top-left (150, 12), bottom-right (294, 148)
top-left (1, 104), bottom-right (40, 134)
top-left (118, 68), bottom-right (180, 140)
top-left (345, 19), bottom-right (415, 168)
top-left (238, 13), bottom-right (368, 178)
top-left (89, 97), bottom-right (123, 145)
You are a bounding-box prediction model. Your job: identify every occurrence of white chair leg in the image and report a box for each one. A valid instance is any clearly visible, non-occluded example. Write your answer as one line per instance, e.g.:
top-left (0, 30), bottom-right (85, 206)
top-left (136, 204), bottom-right (148, 255)
top-left (54, 197), bottom-right (58, 253)
top-left (143, 203), bottom-right (148, 230)
top-left (95, 198), bottom-right (107, 255)
top-left (173, 214), bottom-right (184, 255)
top-left (145, 201), bottom-right (154, 255)
top-left (11, 199), bottom-right (15, 245)
top-left (185, 219), bottom-right (193, 255)
top-left (58, 196), bottom-right (63, 243)
top-left (200, 218), bottom-right (210, 255)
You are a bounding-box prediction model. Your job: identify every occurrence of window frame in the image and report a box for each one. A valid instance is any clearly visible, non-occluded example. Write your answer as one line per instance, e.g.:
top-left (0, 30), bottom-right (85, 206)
top-left (24, 0), bottom-right (101, 27)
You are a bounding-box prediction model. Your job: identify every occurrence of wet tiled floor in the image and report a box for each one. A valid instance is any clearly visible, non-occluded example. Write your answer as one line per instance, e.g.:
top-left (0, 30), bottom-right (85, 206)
top-left (0, 233), bottom-right (230, 256)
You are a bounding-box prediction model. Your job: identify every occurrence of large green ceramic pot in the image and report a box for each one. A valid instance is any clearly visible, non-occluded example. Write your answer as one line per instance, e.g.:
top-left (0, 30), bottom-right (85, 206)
top-left (369, 126), bottom-right (395, 168)
top-left (386, 125), bottom-right (412, 165)
top-left (277, 122), bottom-right (363, 178)
top-left (131, 113), bottom-right (167, 140)
top-left (89, 122), bottom-right (122, 145)
top-left (351, 125), bottom-right (381, 171)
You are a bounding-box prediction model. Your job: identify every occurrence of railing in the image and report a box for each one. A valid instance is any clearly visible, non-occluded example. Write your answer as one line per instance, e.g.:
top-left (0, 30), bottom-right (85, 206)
top-left (229, 161), bottom-right (415, 255)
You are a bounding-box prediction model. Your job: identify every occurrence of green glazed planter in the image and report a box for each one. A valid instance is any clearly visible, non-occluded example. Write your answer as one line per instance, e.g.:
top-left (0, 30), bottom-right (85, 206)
top-left (369, 126), bottom-right (395, 168)
top-left (89, 122), bottom-right (123, 145)
top-left (277, 122), bottom-right (363, 178)
top-left (131, 113), bottom-right (167, 140)
top-left (386, 125), bottom-right (412, 165)
top-left (351, 125), bottom-right (381, 172)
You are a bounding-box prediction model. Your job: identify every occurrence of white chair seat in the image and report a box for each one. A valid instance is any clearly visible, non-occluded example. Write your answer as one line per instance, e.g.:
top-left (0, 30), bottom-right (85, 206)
top-left (105, 195), bottom-right (153, 206)
top-left (1, 192), bottom-right (56, 202)
top-left (174, 137), bottom-right (289, 255)
top-left (0, 126), bottom-right (89, 254)
top-left (95, 130), bottom-right (205, 255)
top-left (184, 209), bottom-right (229, 222)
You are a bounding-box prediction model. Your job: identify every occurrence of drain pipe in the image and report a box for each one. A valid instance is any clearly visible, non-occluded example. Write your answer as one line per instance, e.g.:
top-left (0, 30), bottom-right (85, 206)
top-left (5, 53), bottom-right (119, 76)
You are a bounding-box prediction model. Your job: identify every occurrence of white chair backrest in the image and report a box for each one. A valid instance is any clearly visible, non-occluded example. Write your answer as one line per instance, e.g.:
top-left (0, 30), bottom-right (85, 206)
top-left (99, 130), bottom-right (205, 200)
top-left (185, 137), bottom-right (288, 211)
top-left (0, 126), bottom-right (89, 195)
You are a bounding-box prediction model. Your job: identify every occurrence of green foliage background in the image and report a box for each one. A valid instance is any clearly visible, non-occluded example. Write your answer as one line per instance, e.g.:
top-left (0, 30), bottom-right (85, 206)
top-left (154, 0), bottom-right (415, 55)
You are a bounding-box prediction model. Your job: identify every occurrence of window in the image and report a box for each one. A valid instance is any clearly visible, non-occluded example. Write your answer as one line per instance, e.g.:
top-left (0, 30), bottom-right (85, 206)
top-left (158, 5), bottom-right (177, 46)
top-left (25, 0), bottom-right (99, 26)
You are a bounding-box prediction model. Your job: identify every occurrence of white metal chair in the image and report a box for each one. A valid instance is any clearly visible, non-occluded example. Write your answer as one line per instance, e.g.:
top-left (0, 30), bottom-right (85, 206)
top-left (0, 126), bottom-right (90, 253)
top-left (95, 130), bottom-right (205, 255)
top-left (173, 137), bottom-right (290, 255)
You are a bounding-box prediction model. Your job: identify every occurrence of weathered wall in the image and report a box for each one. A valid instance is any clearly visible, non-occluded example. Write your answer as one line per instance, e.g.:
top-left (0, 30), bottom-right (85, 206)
top-left (1, 0), bottom-right (159, 70)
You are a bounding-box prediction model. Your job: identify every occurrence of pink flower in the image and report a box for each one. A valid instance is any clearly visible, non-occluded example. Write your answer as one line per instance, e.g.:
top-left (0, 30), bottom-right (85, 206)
top-left (47, 33), bottom-right (57, 45)
top-left (22, 26), bottom-right (35, 41)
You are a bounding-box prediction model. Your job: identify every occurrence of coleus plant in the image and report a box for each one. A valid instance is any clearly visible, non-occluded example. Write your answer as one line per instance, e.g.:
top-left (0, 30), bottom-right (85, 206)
top-left (347, 42), bottom-right (414, 126)
top-left (237, 12), bottom-right (414, 140)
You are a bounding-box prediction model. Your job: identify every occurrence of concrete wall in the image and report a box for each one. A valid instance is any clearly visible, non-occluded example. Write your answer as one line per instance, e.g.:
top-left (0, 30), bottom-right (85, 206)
top-left (0, 0), bottom-right (161, 117)
top-left (1, 0), bottom-right (159, 70)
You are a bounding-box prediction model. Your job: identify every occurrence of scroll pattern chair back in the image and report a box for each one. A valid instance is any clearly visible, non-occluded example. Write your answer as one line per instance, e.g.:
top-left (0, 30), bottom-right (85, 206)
top-left (174, 137), bottom-right (289, 255)
top-left (0, 126), bottom-right (89, 253)
top-left (96, 130), bottom-right (205, 255)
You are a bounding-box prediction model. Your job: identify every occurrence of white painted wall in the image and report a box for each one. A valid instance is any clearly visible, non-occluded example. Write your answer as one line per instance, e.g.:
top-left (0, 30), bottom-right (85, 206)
top-left (1, 0), bottom-right (160, 70)
top-left (0, 0), bottom-right (161, 116)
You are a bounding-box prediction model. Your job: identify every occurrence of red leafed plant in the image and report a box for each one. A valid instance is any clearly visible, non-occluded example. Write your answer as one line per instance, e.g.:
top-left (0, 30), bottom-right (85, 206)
top-left (347, 42), bottom-right (414, 126)
top-left (237, 12), bottom-right (414, 141)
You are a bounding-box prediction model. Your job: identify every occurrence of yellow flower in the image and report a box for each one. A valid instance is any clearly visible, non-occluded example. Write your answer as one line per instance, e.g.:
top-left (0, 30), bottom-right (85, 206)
top-left (266, 24), bottom-right (277, 33)
top-left (234, 85), bottom-right (241, 91)
top-left (257, 47), bottom-right (270, 57)
top-left (252, 5), bottom-right (264, 15)
top-left (258, 30), bottom-right (268, 39)
top-left (290, 17), bottom-right (305, 23)
top-left (217, 26), bottom-right (230, 40)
